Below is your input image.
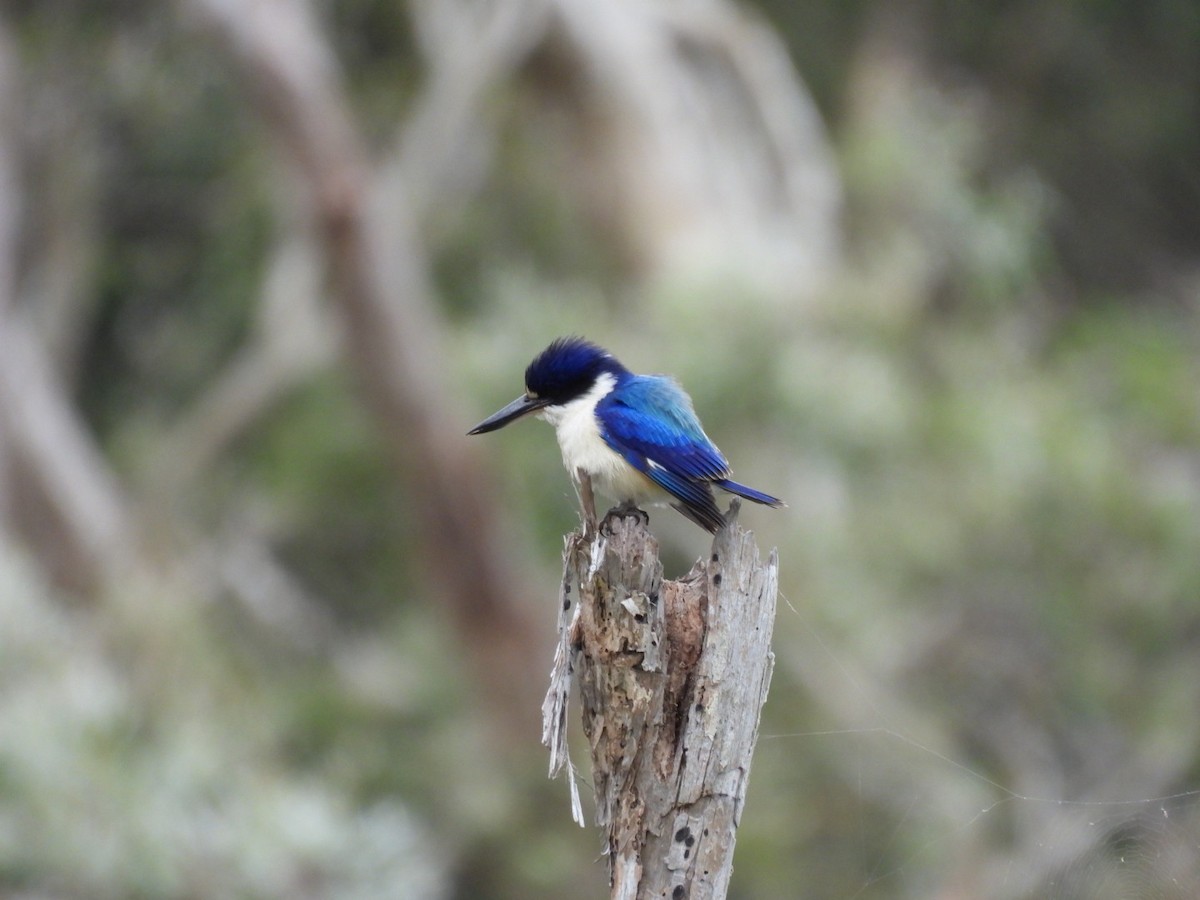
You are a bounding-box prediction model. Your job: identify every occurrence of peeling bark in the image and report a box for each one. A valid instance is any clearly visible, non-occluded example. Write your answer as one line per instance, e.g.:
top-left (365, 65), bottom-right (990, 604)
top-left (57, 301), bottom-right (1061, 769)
top-left (544, 502), bottom-right (778, 899)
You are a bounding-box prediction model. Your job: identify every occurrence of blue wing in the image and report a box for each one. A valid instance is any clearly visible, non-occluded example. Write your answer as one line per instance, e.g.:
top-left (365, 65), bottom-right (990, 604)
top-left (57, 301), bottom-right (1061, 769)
top-left (595, 376), bottom-right (732, 531)
top-left (596, 375), bottom-right (783, 531)
top-left (596, 375), bottom-right (731, 482)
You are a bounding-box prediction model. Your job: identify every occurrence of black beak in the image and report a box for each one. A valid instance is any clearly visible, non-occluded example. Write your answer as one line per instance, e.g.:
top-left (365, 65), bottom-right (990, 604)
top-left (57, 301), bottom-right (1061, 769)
top-left (468, 394), bottom-right (551, 435)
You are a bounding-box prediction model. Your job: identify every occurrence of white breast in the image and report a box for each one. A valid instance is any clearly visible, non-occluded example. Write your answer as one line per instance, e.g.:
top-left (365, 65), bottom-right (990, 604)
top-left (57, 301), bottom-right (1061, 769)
top-left (539, 373), bottom-right (664, 505)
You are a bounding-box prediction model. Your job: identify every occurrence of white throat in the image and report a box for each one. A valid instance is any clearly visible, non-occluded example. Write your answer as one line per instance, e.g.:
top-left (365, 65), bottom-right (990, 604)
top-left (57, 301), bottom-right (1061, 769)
top-left (539, 372), bottom-right (660, 505)
top-left (539, 372), bottom-right (616, 454)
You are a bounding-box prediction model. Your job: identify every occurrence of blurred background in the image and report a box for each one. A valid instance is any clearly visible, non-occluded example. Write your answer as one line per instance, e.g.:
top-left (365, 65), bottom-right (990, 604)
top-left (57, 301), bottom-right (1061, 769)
top-left (1, 0), bottom-right (1198, 897)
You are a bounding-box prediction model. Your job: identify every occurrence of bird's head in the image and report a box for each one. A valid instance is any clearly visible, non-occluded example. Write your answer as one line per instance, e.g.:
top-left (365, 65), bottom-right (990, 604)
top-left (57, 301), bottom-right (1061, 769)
top-left (468, 337), bottom-right (627, 434)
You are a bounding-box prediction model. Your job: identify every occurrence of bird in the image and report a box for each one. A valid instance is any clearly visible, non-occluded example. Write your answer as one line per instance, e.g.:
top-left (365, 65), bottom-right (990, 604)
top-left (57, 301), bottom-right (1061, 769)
top-left (468, 336), bottom-right (783, 533)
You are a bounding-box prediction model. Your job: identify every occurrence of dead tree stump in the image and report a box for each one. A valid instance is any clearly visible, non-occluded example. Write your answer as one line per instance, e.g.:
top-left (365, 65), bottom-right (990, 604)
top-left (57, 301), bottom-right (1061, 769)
top-left (543, 501), bottom-right (779, 899)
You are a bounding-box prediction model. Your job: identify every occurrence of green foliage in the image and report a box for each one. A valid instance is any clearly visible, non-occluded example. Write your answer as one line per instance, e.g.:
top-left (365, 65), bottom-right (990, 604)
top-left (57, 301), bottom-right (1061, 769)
top-left (73, 28), bottom-right (270, 433)
top-left (244, 374), bottom-right (423, 622)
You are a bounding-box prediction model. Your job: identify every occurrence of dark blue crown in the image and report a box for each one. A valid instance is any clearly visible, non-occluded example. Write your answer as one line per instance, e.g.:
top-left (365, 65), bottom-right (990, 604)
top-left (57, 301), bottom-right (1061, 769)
top-left (524, 337), bottom-right (628, 404)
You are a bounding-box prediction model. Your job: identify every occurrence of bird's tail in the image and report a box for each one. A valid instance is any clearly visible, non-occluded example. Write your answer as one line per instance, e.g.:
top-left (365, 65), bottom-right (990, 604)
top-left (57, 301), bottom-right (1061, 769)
top-left (715, 479), bottom-right (785, 508)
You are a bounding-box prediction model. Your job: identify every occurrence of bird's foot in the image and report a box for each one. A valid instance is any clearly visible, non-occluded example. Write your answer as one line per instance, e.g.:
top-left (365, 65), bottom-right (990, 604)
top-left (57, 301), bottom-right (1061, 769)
top-left (576, 470), bottom-right (600, 536)
top-left (601, 502), bottom-right (650, 534)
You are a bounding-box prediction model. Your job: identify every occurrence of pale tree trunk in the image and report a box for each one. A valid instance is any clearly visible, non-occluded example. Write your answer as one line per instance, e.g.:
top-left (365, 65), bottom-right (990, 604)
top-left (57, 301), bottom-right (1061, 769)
top-left (544, 502), bottom-right (778, 899)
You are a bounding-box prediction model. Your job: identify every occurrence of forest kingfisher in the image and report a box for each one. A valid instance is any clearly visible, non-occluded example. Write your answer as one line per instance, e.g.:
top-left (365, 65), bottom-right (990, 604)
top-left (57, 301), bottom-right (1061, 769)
top-left (468, 336), bottom-right (784, 533)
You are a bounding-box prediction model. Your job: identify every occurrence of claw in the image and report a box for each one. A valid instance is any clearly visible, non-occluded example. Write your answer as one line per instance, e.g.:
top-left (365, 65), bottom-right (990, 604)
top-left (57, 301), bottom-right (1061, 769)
top-left (600, 502), bottom-right (650, 534)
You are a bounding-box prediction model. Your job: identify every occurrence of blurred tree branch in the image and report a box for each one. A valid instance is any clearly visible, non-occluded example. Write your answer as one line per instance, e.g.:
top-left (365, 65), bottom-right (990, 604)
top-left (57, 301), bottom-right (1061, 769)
top-left (182, 0), bottom-right (549, 728)
top-left (0, 21), bottom-right (134, 592)
top-left (0, 18), bottom-right (15, 531)
top-left (148, 229), bottom-right (333, 498)
top-left (528, 0), bottom-right (841, 293)
top-left (394, 0), bottom-right (551, 228)
top-left (21, 95), bottom-right (102, 384)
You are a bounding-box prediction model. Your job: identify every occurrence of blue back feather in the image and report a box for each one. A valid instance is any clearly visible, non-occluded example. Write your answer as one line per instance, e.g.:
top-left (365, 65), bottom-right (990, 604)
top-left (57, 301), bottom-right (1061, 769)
top-left (597, 375), bottom-right (731, 481)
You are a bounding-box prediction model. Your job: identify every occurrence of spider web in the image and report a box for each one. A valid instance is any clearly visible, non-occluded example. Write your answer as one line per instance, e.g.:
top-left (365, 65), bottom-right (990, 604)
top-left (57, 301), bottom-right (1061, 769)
top-left (760, 727), bottom-right (1200, 899)
top-left (755, 597), bottom-right (1200, 899)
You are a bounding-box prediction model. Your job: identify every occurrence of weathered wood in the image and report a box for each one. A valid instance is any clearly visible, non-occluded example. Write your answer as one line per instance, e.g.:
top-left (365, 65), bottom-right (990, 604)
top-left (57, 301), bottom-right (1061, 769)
top-left (542, 502), bottom-right (778, 899)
